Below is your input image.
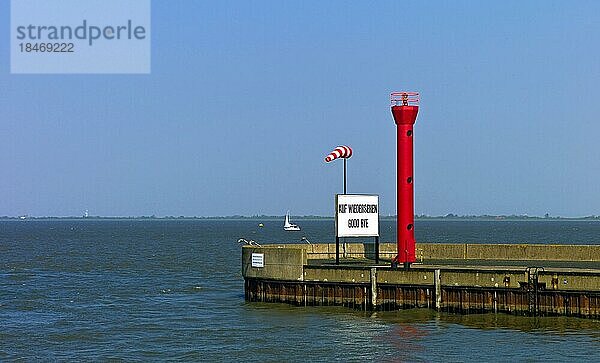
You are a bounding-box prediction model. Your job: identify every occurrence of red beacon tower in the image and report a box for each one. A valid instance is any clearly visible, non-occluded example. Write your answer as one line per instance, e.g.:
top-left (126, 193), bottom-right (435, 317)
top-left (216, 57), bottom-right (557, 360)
top-left (390, 92), bottom-right (419, 268)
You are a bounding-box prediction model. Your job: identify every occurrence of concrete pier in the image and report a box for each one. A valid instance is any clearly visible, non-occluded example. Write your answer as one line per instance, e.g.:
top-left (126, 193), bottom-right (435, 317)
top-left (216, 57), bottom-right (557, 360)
top-left (242, 243), bottom-right (600, 318)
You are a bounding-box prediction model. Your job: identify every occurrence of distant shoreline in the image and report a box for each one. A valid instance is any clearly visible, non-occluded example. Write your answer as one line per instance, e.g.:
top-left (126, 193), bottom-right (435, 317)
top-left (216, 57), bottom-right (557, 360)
top-left (2, 215), bottom-right (600, 221)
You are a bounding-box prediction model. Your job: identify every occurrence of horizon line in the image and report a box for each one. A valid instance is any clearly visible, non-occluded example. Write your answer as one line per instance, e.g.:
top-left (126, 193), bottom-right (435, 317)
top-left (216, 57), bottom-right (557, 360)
top-left (3, 213), bottom-right (600, 220)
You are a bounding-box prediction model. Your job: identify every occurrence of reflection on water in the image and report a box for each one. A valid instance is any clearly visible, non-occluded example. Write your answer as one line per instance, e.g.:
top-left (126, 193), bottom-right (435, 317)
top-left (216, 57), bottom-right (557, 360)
top-left (374, 323), bottom-right (428, 362)
top-left (373, 309), bottom-right (600, 338)
top-left (243, 303), bottom-right (600, 361)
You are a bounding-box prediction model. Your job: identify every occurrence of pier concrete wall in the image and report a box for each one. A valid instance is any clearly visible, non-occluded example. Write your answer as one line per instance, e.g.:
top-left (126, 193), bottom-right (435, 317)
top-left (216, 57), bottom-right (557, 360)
top-left (241, 246), bottom-right (306, 281)
top-left (464, 244), bottom-right (600, 262)
top-left (293, 242), bottom-right (600, 262)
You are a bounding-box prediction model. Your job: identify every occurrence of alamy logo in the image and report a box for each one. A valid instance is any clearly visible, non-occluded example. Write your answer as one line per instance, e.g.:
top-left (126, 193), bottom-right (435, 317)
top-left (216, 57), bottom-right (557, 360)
top-left (11, 0), bottom-right (151, 74)
top-left (15, 20), bottom-right (147, 46)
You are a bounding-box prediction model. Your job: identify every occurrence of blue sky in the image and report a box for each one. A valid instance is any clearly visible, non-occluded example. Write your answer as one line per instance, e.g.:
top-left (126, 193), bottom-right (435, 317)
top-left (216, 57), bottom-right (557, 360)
top-left (2, 1), bottom-right (600, 217)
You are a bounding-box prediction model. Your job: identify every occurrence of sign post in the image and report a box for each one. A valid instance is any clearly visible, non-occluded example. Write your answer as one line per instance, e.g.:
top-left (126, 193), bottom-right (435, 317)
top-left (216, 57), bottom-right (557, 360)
top-left (325, 146), bottom-right (353, 264)
top-left (335, 194), bottom-right (380, 264)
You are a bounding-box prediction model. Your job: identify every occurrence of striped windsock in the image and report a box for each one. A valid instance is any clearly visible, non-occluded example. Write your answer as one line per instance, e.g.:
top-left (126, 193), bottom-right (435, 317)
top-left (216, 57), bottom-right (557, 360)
top-left (324, 146), bottom-right (353, 162)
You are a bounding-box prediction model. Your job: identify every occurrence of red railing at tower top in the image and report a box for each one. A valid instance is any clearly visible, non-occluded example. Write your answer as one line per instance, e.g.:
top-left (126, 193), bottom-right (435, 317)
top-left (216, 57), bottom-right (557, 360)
top-left (390, 92), bottom-right (420, 107)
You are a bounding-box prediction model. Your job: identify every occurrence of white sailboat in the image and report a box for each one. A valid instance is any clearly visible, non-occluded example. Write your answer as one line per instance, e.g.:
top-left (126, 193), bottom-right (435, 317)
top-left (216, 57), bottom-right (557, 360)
top-left (283, 211), bottom-right (301, 231)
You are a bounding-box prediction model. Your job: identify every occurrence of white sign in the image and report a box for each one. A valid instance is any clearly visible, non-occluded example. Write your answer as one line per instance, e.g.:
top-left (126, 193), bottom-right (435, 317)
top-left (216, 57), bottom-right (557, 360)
top-left (251, 253), bottom-right (264, 268)
top-left (335, 194), bottom-right (379, 237)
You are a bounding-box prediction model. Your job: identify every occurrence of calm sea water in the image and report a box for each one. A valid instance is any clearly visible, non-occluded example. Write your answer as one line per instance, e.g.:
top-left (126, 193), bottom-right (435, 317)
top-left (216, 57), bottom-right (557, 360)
top-left (1, 219), bottom-right (599, 361)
